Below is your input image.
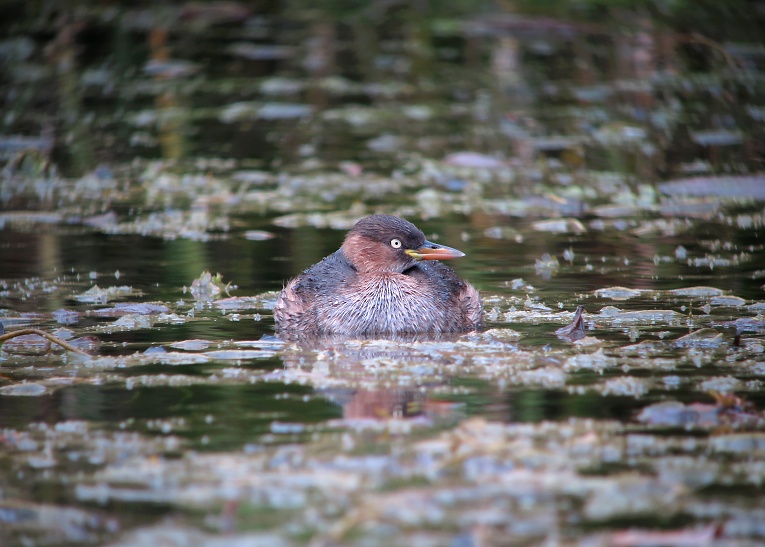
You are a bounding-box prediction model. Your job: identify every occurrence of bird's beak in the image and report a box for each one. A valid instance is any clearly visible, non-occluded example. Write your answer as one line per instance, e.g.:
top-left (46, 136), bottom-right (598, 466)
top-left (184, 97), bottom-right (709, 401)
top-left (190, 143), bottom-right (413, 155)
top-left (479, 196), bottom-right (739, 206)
top-left (406, 240), bottom-right (466, 261)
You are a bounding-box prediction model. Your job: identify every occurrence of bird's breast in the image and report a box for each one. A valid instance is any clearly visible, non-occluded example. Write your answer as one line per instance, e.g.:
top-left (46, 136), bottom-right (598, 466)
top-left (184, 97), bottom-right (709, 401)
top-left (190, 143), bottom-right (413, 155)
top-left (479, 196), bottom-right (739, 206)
top-left (317, 273), bottom-right (446, 334)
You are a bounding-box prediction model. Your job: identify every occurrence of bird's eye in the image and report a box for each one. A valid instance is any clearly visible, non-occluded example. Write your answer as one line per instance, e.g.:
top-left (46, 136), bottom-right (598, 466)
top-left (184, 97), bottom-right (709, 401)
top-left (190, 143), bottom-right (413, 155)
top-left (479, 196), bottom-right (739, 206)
top-left (390, 238), bottom-right (402, 249)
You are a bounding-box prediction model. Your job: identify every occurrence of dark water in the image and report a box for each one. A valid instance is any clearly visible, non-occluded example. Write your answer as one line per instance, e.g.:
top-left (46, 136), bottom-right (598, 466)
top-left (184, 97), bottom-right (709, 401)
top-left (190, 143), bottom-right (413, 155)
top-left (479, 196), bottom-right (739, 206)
top-left (2, 3), bottom-right (765, 546)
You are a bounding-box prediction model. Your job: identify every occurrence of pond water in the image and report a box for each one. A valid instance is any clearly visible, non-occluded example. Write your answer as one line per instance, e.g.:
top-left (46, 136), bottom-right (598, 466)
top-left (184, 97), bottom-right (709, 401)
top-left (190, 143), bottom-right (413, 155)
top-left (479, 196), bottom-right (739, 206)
top-left (2, 3), bottom-right (765, 546)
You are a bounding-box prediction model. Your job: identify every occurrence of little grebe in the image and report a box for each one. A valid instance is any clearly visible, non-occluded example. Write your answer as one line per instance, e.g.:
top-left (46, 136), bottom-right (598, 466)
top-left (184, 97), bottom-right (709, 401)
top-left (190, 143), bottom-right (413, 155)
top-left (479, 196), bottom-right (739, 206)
top-left (274, 214), bottom-right (482, 335)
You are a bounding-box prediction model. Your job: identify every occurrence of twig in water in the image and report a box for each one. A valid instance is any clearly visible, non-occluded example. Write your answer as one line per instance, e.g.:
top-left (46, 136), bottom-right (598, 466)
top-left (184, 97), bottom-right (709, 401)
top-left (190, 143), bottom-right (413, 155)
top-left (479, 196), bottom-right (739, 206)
top-left (0, 328), bottom-right (91, 356)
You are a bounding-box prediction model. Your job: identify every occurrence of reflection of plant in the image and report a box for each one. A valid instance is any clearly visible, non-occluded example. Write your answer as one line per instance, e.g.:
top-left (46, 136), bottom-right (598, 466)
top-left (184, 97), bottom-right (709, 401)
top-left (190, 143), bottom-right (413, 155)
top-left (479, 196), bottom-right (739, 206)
top-left (188, 270), bottom-right (234, 304)
top-left (1, 149), bottom-right (58, 206)
top-left (638, 392), bottom-right (763, 431)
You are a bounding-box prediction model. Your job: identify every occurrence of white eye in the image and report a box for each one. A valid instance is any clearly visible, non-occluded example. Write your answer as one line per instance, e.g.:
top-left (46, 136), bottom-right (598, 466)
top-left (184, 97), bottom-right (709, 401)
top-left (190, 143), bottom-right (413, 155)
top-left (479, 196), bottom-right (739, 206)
top-left (390, 238), bottom-right (402, 249)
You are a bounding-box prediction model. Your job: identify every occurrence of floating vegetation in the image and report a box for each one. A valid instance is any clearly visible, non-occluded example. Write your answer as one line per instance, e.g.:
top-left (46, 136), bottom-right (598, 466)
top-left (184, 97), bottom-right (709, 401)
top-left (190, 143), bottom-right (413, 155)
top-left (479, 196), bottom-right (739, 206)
top-left (659, 176), bottom-right (765, 200)
top-left (531, 217), bottom-right (587, 234)
top-left (594, 287), bottom-right (643, 300)
top-left (74, 285), bottom-right (138, 304)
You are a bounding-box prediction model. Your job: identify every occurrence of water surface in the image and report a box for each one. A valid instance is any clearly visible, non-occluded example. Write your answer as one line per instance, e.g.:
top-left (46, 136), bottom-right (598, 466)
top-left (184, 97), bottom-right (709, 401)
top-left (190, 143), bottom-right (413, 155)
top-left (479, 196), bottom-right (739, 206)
top-left (2, 3), bottom-right (765, 545)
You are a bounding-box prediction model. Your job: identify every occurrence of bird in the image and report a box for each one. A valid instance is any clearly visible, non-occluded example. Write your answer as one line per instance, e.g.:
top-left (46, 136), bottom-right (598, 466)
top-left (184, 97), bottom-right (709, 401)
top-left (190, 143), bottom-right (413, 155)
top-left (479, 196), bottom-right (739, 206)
top-left (274, 214), bottom-right (482, 335)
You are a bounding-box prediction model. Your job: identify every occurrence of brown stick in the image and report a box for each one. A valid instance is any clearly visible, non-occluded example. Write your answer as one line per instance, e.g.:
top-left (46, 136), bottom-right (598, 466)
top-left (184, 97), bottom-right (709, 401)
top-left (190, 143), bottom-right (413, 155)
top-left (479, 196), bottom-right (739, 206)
top-left (0, 328), bottom-right (91, 356)
top-left (678, 33), bottom-right (740, 69)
